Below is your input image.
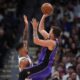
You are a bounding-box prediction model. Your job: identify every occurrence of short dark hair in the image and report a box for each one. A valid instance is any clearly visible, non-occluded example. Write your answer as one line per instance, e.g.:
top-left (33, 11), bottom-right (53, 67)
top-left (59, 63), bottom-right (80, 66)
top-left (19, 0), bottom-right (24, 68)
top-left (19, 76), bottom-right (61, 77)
top-left (16, 42), bottom-right (24, 51)
top-left (51, 26), bottom-right (61, 38)
top-left (68, 66), bottom-right (76, 71)
top-left (76, 55), bottom-right (80, 60)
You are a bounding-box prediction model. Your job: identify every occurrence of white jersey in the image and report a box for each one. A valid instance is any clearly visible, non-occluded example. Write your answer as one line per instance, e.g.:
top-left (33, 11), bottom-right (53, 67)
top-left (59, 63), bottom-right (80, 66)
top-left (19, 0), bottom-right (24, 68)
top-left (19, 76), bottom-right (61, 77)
top-left (18, 55), bottom-right (33, 72)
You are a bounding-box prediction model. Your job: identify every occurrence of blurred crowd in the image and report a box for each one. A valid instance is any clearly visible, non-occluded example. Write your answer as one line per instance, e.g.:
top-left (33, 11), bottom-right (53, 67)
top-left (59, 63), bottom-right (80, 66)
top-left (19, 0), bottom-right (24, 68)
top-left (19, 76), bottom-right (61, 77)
top-left (0, 0), bottom-right (25, 67)
top-left (50, 1), bottom-right (80, 79)
top-left (0, 0), bottom-right (80, 80)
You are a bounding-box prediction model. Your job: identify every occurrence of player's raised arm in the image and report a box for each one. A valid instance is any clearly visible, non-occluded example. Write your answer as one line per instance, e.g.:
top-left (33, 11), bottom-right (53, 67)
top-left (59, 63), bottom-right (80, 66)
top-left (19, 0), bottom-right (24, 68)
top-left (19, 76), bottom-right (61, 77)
top-left (38, 15), bottom-right (49, 39)
top-left (23, 15), bottom-right (28, 50)
top-left (31, 18), bottom-right (55, 49)
top-left (23, 15), bottom-right (28, 40)
top-left (39, 3), bottom-right (53, 39)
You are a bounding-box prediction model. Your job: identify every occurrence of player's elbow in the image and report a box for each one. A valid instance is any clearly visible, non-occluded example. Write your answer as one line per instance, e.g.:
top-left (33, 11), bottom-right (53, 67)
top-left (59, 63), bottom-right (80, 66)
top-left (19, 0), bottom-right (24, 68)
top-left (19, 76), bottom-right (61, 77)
top-left (38, 28), bottom-right (43, 34)
top-left (33, 38), bottom-right (39, 45)
top-left (38, 27), bottom-right (41, 33)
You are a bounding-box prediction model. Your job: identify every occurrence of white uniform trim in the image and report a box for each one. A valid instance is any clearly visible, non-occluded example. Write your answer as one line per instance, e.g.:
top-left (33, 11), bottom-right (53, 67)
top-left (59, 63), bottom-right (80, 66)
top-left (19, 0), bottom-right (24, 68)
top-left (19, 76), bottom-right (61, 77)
top-left (25, 78), bottom-right (32, 80)
top-left (18, 55), bottom-right (33, 72)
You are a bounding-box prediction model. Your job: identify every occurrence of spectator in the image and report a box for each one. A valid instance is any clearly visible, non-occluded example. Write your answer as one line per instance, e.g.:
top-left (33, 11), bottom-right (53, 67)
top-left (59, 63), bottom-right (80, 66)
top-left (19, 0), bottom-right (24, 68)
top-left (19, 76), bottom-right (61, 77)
top-left (70, 72), bottom-right (77, 80)
top-left (56, 63), bottom-right (65, 79)
top-left (76, 64), bottom-right (80, 80)
top-left (62, 66), bottom-right (76, 80)
top-left (76, 56), bottom-right (80, 64)
top-left (52, 71), bottom-right (60, 80)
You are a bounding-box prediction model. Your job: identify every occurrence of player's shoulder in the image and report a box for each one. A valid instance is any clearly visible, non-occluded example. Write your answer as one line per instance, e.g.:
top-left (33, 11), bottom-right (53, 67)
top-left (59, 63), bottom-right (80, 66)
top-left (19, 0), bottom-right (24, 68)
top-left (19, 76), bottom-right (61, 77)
top-left (48, 40), bottom-right (56, 51)
top-left (50, 39), bottom-right (56, 46)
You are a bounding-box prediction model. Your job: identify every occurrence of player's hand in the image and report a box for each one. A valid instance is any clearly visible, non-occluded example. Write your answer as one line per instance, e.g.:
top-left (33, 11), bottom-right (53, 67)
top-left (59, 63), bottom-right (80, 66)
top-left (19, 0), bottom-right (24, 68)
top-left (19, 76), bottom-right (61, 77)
top-left (43, 14), bottom-right (49, 18)
top-left (31, 18), bottom-right (38, 30)
top-left (23, 15), bottom-right (28, 30)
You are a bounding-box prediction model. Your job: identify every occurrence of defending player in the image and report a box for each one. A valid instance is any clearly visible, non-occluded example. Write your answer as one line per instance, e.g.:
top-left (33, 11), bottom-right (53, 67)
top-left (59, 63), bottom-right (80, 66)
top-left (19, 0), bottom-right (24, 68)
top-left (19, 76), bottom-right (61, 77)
top-left (17, 15), bottom-right (33, 72)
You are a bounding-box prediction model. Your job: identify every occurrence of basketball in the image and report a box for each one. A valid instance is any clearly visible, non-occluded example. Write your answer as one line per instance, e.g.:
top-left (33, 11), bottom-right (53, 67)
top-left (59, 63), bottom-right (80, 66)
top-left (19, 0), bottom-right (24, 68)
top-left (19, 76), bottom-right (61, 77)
top-left (41, 3), bottom-right (53, 15)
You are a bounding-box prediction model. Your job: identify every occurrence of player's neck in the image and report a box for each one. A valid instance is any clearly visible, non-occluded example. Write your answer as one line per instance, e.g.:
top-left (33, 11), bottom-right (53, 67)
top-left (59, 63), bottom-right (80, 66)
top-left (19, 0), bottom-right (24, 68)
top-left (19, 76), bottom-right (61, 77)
top-left (19, 52), bottom-right (28, 57)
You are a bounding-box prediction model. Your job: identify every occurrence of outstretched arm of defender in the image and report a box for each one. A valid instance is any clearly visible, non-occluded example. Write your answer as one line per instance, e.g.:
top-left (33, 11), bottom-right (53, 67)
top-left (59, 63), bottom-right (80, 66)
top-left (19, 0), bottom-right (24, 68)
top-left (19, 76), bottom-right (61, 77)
top-left (23, 15), bottom-right (28, 40)
top-left (23, 15), bottom-right (28, 50)
top-left (39, 14), bottom-right (49, 39)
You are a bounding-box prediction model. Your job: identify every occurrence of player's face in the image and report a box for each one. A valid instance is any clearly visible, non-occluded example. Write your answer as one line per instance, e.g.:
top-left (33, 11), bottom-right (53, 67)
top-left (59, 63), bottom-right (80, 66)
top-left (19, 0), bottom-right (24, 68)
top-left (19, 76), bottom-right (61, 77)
top-left (49, 28), bottom-right (54, 39)
top-left (19, 47), bottom-right (27, 56)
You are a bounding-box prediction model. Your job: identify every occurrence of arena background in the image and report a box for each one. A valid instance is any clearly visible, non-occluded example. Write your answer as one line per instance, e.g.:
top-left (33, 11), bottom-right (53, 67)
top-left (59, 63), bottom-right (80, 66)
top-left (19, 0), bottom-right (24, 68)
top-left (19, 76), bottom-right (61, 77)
top-left (0, 0), bottom-right (80, 80)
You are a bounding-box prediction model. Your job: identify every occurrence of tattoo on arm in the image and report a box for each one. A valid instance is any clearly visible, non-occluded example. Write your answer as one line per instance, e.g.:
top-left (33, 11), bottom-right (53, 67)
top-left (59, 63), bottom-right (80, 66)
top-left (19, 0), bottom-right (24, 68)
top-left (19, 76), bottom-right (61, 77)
top-left (22, 24), bottom-right (28, 50)
top-left (33, 29), bottom-right (38, 38)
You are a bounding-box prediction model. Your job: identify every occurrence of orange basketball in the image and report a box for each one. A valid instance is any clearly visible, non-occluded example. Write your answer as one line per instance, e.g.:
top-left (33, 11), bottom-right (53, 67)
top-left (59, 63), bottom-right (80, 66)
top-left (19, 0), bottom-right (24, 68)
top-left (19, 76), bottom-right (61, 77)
top-left (41, 3), bottom-right (53, 15)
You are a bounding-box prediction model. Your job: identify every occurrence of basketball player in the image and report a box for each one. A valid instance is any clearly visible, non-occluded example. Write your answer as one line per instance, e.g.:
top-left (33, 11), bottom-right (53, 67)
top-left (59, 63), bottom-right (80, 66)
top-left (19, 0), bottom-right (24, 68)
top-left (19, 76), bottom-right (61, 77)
top-left (19, 14), bottom-right (61, 80)
top-left (17, 15), bottom-right (33, 72)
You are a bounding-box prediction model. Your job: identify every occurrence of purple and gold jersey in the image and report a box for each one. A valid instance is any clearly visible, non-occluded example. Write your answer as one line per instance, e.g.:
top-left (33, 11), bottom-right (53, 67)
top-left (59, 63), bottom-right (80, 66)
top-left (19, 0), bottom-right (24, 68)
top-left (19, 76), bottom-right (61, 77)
top-left (19, 40), bottom-right (58, 80)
